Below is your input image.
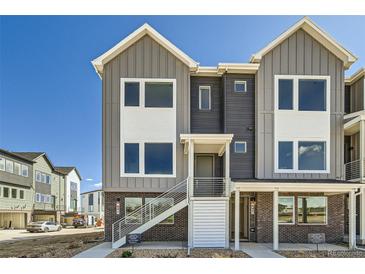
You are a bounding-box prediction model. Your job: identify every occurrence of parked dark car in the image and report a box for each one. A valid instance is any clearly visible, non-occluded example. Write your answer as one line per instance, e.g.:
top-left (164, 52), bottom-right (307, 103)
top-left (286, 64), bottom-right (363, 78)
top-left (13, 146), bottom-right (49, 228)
top-left (72, 218), bottom-right (87, 228)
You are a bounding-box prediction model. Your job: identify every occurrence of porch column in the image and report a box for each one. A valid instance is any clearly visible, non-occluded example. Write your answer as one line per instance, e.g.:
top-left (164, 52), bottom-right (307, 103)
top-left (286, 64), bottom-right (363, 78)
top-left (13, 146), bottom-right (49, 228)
top-left (360, 188), bottom-right (365, 245)
top-left (225, 141), bottom-right (230, 196)
top-left (349, 189), bottom-right (356, 249)
top-left (273, 189), bottom-right (279, 251)
top-left (360, 119), bottom-right (365, 181)
top-left (234, 189), bottom-right (240, 250)
top-left (187, 140), bottom-right (194, 249)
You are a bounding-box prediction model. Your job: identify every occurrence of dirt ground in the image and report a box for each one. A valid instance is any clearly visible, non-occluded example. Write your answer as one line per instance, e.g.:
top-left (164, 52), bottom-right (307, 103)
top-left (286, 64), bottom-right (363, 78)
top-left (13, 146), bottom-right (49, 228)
top-left (0, 231), bottom-right (104, 258)
top-left (107, 248), bottom-right (250, 258)
top-left (277, 250), bottom-right (365, 258)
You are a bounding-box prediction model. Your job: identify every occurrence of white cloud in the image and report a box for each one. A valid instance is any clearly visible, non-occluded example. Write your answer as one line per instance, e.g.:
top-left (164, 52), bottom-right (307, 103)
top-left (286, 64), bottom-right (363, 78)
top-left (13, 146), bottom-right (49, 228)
top-left (93, 182), bottom-right (102, 188)
top-left (85, 178), bottom-right (94, 181)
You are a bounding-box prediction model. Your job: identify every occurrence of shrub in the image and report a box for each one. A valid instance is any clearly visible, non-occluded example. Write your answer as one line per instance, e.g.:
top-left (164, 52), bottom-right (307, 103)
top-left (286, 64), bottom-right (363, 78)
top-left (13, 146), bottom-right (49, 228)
top-left (121, 250), bottom-right (133, 258)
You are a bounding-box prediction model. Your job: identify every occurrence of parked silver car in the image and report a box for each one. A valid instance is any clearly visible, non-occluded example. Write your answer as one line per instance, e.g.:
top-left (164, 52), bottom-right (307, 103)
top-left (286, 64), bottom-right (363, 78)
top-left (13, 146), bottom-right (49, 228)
top-left (26, 221), bottom-right (62, 233)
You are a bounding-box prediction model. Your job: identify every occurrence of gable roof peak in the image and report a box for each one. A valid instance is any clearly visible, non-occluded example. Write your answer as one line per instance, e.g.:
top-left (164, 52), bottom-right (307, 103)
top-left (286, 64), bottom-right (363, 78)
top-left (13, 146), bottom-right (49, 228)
top-left (91, 22), bottom-right (199, 78)
top-left (250, 16), bottom-right (357, 69)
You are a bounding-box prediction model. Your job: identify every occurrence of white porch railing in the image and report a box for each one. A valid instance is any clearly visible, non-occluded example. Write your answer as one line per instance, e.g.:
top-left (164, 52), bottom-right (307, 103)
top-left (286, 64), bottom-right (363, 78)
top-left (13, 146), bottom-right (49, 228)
top-left (111, 178), bottom-right (188, 248)
top-left (193, 177), bottom-right (226, 197)
top-left (345, 159), bottom-right (365, 181)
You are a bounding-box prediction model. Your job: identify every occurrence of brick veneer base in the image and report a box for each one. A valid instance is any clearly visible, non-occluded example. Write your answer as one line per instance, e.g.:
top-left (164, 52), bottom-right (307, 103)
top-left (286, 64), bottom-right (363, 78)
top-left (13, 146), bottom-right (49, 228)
top-left (256, 192), bottom-right (345, 243)
top-left (104, 192), bottom-right (188, 242)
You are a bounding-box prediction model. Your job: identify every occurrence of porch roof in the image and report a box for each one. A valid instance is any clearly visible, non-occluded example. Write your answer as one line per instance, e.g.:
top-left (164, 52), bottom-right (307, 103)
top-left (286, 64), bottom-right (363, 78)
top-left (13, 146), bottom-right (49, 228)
top-left (232, 180), bottom-right (364, 192)
top-left (180, 134), bottom-right (233, 156)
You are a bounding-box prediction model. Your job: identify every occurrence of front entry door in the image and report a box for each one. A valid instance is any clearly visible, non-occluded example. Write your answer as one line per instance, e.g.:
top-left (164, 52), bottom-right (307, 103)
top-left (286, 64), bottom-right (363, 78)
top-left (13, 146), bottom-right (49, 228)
top-left (230, 196), bottom-right (250, 241)
top-left (195, 155), bottom-right (214, 177)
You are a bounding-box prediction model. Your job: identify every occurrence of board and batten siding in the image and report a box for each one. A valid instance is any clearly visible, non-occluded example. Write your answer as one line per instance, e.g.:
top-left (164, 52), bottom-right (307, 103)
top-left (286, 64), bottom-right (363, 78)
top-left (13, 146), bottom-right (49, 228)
top-left (256, 29), bottom-right (344, 180)
top-left (348, 76), bottom-right (364, 114)
top-left (102, 35), bottom-right (190, 193)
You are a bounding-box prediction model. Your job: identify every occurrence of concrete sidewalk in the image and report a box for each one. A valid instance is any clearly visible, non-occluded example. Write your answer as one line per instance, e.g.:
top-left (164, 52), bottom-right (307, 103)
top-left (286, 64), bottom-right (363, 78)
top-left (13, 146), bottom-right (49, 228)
top-left (73, 242), bottom-right (114, 258)
top-left (239, 243), bottom-right (284, 258)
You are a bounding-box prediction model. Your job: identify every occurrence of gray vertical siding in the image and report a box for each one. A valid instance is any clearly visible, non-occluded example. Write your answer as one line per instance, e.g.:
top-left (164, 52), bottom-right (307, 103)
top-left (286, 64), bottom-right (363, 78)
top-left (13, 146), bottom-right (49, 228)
top-left (223, 74), bottom-right (255, 179)
top-left (103, 35), bottom-right (190, 193)
top-left (190, 77), bottom-right (223, 133)
top-left (348, 76), bottom-right (364, 114)
top-left (256, 29), bottom-right (344, 180)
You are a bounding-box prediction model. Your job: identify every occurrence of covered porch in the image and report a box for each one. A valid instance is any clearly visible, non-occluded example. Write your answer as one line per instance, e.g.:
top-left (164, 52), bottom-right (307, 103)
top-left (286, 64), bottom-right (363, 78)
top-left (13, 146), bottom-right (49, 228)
top-left (232, 181), bottom-right (364, 250)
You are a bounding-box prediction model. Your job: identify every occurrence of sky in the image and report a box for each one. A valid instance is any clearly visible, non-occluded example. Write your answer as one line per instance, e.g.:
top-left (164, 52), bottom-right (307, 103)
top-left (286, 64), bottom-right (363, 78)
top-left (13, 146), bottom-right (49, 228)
top-left (0, 15), bottom-right (364, 193)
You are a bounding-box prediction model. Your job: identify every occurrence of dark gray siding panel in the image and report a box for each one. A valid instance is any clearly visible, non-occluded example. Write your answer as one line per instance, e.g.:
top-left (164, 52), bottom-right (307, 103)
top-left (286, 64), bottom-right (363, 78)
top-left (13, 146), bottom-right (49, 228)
top-left (0, 154), bottom-right (33, 188)
top-left (103, 35), bottom-right (190, 193)
top-left (224, 74), bottom-right (255, 179)
top-left (349, 76), bottom-right (364, 114)
top-left (256, 29), bottom-right (344, 180)
top-left (190, 77), bottom-right (223, 133)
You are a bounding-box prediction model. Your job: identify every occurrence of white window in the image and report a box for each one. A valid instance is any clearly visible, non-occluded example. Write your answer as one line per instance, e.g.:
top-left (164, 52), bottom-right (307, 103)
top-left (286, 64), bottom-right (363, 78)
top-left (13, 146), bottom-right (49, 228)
top-left (278, 196), bottom-right (295, 224)
top-left (35, 193), bottom-right (40, 202)
top-left (6, 160), bottom-right (13, 173)
top-left (234, 141), bottom-right (247, 153)
top-left (46, 175), bottom-right (51, 184)
top-left (19, 190), bottom-right (24, 200)
top-left (41, 173), bottom-right (46, 183)
top-left (277, 140), bottom-right (327, 172)
top-left (125, 197), bottom-right (142, 224)
top-left (145, 198), bottom-right (174, 224)
top-left (0, 158), bottom-right (5, 171)
top-left (199, 86), bottom-right (211, 110)
top-left (11, 188), bottom-right (17, 199)
top-left (3, 187), bottom-right (9, 198)
top-left (21, 165), bottom-right (29, 177)
top-left (234, 80), bottom-right (247, 93)
top-left (298, 196), bottom-right (327, 225)
top-left (35, 171), bottom-right (41, 182)
top-left (14, 163), bottom-right (21, 176)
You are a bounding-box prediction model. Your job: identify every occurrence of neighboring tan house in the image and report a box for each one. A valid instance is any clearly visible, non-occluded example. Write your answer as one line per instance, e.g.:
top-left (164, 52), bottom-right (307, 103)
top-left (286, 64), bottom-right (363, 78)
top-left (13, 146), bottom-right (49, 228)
top-left (344, 68), bottom-right (365, 244)
top-left (0, 149), bottom-right (34, 228)
top-left (92, 16), bottom-right (364, 250)
top-left (80, 189), bottom-right (104, 225)
top-left (54, 166), bottom-right (82, 224)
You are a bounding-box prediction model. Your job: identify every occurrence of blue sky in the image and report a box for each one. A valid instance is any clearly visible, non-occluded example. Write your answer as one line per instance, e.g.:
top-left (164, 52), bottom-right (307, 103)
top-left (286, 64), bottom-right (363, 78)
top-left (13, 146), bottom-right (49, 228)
top-left (0, 16), bottom-right (364, 193)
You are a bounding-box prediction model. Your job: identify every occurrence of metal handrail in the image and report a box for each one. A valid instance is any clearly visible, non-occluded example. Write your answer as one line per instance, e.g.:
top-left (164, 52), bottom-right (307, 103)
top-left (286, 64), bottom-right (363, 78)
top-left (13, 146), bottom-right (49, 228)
top-left (112, 178), bottom-right (188, 244)
top-left (193, 177), bottom-right (226, 197)
top-left (345, 159), bottom-right (362, 181)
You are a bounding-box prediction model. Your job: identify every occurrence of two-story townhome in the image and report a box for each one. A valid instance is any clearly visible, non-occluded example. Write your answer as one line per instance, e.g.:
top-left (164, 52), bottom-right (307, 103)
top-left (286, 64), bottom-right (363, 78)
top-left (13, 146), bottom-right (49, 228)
top-left (343, 68), bottom-right (365, 244)
top-left (0, 149), bottom-right (33, 228)
top-left (80, 189), bottom-right (104, 225)
top-left (92, 17), bottom-right (364, 250)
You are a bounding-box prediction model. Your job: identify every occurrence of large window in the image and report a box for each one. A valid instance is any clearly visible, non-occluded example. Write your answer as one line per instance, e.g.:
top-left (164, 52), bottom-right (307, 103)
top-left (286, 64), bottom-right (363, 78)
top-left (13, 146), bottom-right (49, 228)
top-left (145, 143), bottom-right (173, 175)
top-left (6, 160), bottom-right (13, 173)
top-left (145, 198), bottom-right (174, 224)
top-left (298, 141), bottom-right (326, 171)
top-left (278, 79), bottom-right (293, 110)
top-left (278, 141), bottom-right (293, 170)
top-left (70, 182), bottom-right (78, 191)
top-left (299, 79), bottom-right (326, 111)
top-left (125, 197), bottom-right (142, 224)
top-left (199, 86), bottom-right (211, 110)
top-left (145, 82), bottom-right (173, 108)
top-left (124, 82), bottom-right (140, 106)
top-left (278, 197), bottom-right (295, 224)
top-left (0, 158), bottom-right (5, 171)
top-left (298, 196), bottom-right (327, 224)
top-left (124, 143), bottom-right (139, 174)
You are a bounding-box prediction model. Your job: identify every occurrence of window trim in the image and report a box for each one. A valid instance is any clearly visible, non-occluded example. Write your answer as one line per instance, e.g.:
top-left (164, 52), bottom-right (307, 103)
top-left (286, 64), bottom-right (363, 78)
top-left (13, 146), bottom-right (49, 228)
top-left (276, 139), bottom-right (328, 173)
top-left (234, 141), bottom-right (247, 153)
top-left (21, 165), bottom-right (29, 177)
top-left (278, 196), bottom-right (295, 225)
top-left (234, 80), bottom-right (247, 93)
top-left (297, 196), bottom-right (328, 225)
top-left (19, 189), bottom-right (25, 200)
top-left (5, 159), bottom-right (14, 173)
top-left (0, 157), bottom-right (5, 171)
top-left (199, 85), bottom-right (211, 110)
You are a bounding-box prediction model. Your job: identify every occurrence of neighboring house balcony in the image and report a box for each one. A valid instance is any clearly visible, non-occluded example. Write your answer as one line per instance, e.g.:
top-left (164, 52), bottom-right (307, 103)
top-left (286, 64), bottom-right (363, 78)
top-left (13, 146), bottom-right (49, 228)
top-left (33, 202), bottom-right (55, 211)
top-left (344, 112), bottom-right (365, 182)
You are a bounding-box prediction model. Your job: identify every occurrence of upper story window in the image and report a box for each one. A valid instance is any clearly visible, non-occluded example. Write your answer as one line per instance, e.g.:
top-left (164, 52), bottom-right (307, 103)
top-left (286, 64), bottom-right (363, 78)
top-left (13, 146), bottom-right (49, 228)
top-left (88, 193), bottom-right (94, 206)
top-left (278, 141), bottom-right (293, 170)
top-left (123, 79), bottom-right (174, 108)
top-left (278, 79), bottom-right (293, 110)
top-left (21, 165), bottom-right (29, 177)
top-left (3, 187), bottom-right (9, 198)
top-left (234, 80), bottom-right (247, 93)
top-left (14, 163), bottom-right (21, 175)
top-left (35, 170), bottom-right (51, 184)
top-left (70, 181), bottom-right (78, 191)
top-left (124, 82), bottom-right (140, 106)
top-left (234, 141), bottom-right (247, 153)
top-left (276, 76), bottom-right (329, 112)
top-left (19, 190), bottom-right (24, 199)
top-left (6, 160), bottom-right (13, 173)
top-left (199, 86), bottom-right (211, 110)
top-left (11, 188), bottom-right (17, 199)
top-left (145, 143), bottom-right (173, 175)
top-left (0, 157), bottom-right (5, 171)
top-left (124, 143), bottom-right (139, 174)
top-left (145, 82), bottom-right (173, 108)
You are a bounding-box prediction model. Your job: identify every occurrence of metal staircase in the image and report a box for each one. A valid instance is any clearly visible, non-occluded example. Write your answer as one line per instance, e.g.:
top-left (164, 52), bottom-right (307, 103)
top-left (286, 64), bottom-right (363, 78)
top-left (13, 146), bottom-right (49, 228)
top-left (111, 178), bottom-right (188, 248)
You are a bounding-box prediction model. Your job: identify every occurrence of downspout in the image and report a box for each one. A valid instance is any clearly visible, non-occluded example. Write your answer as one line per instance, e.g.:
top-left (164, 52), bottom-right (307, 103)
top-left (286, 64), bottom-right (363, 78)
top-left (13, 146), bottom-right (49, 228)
top-left (354, 188), bottom-right (363, 250)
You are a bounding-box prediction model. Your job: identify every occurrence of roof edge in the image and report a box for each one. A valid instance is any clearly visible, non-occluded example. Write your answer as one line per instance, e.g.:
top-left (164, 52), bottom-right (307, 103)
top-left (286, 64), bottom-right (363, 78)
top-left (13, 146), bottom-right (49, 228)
top-left (345, 68), bottom-right (365, 84)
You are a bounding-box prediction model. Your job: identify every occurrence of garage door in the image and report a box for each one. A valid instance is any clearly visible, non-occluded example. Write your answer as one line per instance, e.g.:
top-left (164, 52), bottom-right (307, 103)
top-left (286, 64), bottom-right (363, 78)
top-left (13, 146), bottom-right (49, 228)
top-left (0, 213), bottom-right (27, 229)
top-left (192, 200), bottom-right (227, 248)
